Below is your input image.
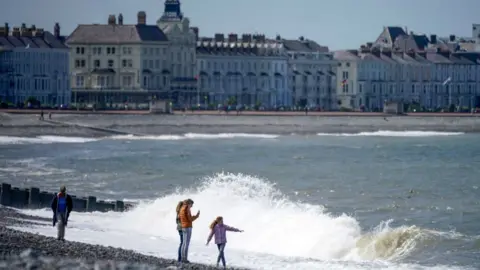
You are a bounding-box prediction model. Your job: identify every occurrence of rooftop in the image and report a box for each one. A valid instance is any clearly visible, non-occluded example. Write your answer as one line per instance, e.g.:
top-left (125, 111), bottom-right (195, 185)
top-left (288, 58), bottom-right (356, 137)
top-left (0, 23), bottom-right (67, 49)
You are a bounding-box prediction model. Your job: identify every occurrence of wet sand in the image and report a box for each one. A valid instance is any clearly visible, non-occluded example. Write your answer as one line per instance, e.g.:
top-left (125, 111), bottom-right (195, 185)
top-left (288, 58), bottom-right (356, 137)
top-left (1, 112), bottom-right (480, 137)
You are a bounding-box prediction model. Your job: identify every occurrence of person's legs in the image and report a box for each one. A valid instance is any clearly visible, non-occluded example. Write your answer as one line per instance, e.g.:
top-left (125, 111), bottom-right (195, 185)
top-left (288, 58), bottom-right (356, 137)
top-left (177, 230), bottom-right (183, 262)
top-left (216, 243), bottom-right (226, 268)
top-left (181, 227), bottom-right (192, 262)
top-left (56, 213), bottom-right (65, 240)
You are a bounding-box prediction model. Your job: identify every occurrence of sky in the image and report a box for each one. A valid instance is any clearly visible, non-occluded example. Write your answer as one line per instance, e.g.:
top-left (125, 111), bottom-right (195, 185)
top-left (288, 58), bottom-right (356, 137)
top-left (2, 0), bottom-right (480, 50)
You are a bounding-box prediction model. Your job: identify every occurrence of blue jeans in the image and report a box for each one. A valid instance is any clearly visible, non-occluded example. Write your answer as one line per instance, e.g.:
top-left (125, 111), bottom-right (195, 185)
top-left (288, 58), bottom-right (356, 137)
top-left (177, 230), bottom-right (183, 262)
top-left (181, 227), bottom-right (192, 262)
top-left (217, 243), bottom-right (226, 268)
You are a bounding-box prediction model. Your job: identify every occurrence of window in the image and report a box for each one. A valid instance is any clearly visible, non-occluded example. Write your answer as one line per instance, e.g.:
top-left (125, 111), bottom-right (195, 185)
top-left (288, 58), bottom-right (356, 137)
top-left (75, 76), bottom-right (84, 87)
top-left (97, 48), bottom-right (102, 54)
top-left (76, 47), bottom-right (85, 54)
top-left (74, 59), bottom-right (86, 68)
top-left (107, 48), bottom-right (111, 54)
top-left (94, 60), bottom-right (100, 68)
top-left (411, 85), bottom-right (415, 93)
top-left (122, 76), bottom-right (132, 87)
top-left (143, 76), bottom-right (148, 87)
top-left (122, 59), bottom-right (127, 68)
top-left (155, 48), bottom-right (160, 55)
top-left (108, 60), bottom-right (114, 68)
top-left (155, 60), bottom-right (160, 69)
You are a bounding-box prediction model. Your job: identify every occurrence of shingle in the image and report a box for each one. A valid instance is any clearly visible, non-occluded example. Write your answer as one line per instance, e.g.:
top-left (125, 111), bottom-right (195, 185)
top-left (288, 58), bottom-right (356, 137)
top-left (0, 31), bottom-right (66, 49)
top-left (43, 32), bottom-right (68, 48)
top-left (0, 37), bottom-right (13, 49)
top-left (67, 24), bottom-right (168, 44)
top-left (7, 36), bottom-right (25, 47)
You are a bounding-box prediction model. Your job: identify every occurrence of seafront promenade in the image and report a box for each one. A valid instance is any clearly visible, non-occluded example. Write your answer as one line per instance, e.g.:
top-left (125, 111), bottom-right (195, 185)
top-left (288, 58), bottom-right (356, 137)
top-left (0, 183), bottom-right (129, 212)
top-left (1, 108), bottom-right (479, 117)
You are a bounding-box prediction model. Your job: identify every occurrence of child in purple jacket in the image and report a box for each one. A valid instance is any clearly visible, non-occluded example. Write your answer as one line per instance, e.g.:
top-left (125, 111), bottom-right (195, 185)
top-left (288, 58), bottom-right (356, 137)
top-left (206, 216), bottom-right (243, 268)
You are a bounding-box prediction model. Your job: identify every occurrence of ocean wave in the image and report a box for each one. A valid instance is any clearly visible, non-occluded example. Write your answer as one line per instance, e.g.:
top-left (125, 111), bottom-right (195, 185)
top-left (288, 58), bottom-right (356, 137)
top-left (14, 173), bottom-right (474, 270)
top-left (0, 133), bottom-right (279, 145)
top-left (317, 131), bottom-right (464, 137)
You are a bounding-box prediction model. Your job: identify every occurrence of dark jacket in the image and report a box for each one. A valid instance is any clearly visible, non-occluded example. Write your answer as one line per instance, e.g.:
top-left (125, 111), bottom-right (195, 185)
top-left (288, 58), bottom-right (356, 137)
top-left (51, 193), bottom-right (73, 226)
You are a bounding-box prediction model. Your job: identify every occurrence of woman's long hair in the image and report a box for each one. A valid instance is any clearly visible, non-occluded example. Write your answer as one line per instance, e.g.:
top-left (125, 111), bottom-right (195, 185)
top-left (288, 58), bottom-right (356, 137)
top-left (209, 216), bottom-right (223, 229)
top-left (176, 201), bottom-right (183, 214)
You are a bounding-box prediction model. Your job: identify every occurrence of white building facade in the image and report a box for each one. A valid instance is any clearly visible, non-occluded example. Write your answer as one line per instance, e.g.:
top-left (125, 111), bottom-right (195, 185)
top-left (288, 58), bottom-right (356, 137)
top-left (335, 47), bottom-right (480, 112)
top-left (67, 12), bottom-right (171, 108)
top-left (157, 0), bottom-right (198, 105)
top-left (283, 37), bottom-right (337, 110)
top-left (196, 33), bottom-right (289, 108)
top-left (0, 23), bottom-right (70, 106)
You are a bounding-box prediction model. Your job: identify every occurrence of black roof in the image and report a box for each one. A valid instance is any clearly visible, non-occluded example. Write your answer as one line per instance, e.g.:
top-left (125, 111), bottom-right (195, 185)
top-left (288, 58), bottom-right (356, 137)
top-left (0, 31), bottom-right (67, 49)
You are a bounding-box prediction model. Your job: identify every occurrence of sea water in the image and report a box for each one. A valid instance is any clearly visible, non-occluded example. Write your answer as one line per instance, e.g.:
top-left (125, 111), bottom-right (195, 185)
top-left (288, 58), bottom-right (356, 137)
top-left (1, 131), bottom-right (479, 269)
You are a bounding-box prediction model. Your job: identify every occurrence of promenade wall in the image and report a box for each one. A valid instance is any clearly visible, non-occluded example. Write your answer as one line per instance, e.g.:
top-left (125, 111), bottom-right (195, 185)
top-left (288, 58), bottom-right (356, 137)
top-left (0, 183), bottom-right (130, 212)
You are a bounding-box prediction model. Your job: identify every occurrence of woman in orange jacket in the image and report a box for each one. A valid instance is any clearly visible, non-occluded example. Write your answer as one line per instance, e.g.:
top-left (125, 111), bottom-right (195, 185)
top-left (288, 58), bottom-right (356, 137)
top-left (179, 198), bottom-right (200, 263)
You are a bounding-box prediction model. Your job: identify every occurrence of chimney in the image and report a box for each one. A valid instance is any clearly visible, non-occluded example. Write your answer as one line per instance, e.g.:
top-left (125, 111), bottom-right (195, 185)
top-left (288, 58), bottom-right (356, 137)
top-left (12, 27), bottom-right (20, 37)
top-left (20, 26), bottom-right (32, 37)
top-left (108, 14), bottom-right (116, 25)
top-left (242, 34), bottom-right (251, 43)
top-left (54, 22), bottom-right (60, 37)
top-left (30, 24), bottom-right (36, 31)
top-left (137, 11), bottom-right (146, 25)
top-left (360, 45), bottom-right (369, 53)
top-left (118, 13), bottom-right (124, 25)
top-left (21, 23), bottom-right (26, 30)
top-left (35, 28), bottom-right (44, 37)
top-left (430, 34), bottom-right (437, 44)
top-left (214, 33), bottom-right (224, 42)
top-left (4, 23), bottom-right (9, 37)
top-left (228, 33), bottom-right (238, 43)
top-left (299, 36), bottom-right (304, 41)
top-left (449, 34), bottom-right (456, 42)
top-left (366, 42), bottom-right (373, 48)
top-left (190, 27), bottom-right (199, 40)
top-left (381, 48), bottom-right (392, 57)
top-left (276, 34), bottom-right (281, 41)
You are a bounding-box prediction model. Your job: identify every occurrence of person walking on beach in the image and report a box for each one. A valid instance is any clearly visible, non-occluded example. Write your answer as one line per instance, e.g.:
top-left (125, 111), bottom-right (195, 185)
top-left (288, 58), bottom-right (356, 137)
top-left (179, 198), bottom-right (200, 263)
top-left (50, 186), bottom-right (73, 241)
top-left (206, 216), bottom-right (243, 269)
top-left (175, 201), bottom-right (184, 262)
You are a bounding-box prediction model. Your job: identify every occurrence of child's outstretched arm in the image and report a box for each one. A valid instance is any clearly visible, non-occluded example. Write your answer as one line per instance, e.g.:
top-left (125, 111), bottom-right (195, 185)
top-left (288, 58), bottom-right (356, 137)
top-left (206, 228), bottom-right (215, 245)
top-left (225, 225), bottom-right (243, 232)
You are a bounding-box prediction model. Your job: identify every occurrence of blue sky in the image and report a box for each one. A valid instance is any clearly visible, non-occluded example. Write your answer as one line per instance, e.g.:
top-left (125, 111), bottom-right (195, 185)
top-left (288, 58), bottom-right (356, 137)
top-left (2, 0), bottom-right (479, 50)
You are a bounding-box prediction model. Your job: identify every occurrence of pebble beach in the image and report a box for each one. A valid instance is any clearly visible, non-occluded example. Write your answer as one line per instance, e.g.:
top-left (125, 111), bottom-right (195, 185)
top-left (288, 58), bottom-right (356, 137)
top-left (0, 207), bottom-right (247, 269)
